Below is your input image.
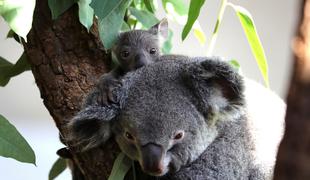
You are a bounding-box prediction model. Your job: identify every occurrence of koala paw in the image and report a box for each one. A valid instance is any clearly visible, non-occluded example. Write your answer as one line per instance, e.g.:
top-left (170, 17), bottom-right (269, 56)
top-left (97, 77), bottom-right (122, 105)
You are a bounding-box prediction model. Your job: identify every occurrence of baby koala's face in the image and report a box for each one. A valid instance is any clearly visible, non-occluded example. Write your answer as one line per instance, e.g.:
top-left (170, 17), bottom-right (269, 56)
top-left (113, 30), bottom-right (161, 72)
top-left (112, 19), bottom-right (168, 72)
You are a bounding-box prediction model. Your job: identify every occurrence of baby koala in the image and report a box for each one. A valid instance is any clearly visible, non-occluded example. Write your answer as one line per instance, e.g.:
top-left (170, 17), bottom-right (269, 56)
top-left (87, 19), bottom-right (168, 106)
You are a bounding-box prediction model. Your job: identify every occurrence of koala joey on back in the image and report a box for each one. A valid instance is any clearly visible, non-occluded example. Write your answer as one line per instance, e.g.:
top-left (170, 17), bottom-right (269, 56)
top-left (68, 57), bottom-right (273, 179)
top-left (88, 18), bottom-right (168, 106)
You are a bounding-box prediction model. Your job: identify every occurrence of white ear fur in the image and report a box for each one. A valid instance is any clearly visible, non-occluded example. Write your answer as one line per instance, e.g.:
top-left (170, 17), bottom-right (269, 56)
top-left (149, 18), bottom-right (168, 39)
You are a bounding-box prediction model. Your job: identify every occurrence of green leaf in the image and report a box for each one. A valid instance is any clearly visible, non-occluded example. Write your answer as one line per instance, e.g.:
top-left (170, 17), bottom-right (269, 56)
top-left (6, 29), bottom-right (14, 38)
top-left (229, 59), bottom-right (241, 71)
top-left (133, 0), bottom-right (141, 7)
top-left (48, 0), bottom-right (77, 20)
top-left (0, 114), bottom-right (36, 164)
top-left (206, 0), bottom-right (227, 55)
top-left (129, 7), bottom-right (158, 28)
top-left (193, 26), bottom-right (206, 45)
top-left (78, 0), bottom-right (94, 31)
top-left (0, 57), bottom-right (13, 67)
top-left (90, 0), bottom-right (122, 19)
top-left (0, 57), bottom-right (13, 87)
top-left (121, 21), bottom-right (131, 31)
top-left (0, 0), bottom-right (36, 40)
top-left (98, 0), bottom-right (132, 49)
top-left (162, 0), bottom-right (187, 15)
top-left (6, 29), bottom-right (21, 43)
top-left (162, 30), bottom-right (173, 54)
top-left (162, 0), bottom-right (206, 44)
top-left (228, 3), bottom-right (269, 87)
top-left (127, 18), bottom-right (138, 29)
top-left (0, 53), bottom-right (31, 87)
top-left (143, 0), bottom-right (157, 13)
top-left (182, 0), bottom-right (206, 41)
top-left (108, 153), bottom-right (132, 180)
top-left (49, 158), bottom-right (67, 180)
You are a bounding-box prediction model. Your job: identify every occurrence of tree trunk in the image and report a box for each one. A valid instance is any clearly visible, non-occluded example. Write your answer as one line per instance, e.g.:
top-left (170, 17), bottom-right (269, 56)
top-left (23, 0), bottom-right (120, 179)
top-left (273, 0), bottom-right (310, 179)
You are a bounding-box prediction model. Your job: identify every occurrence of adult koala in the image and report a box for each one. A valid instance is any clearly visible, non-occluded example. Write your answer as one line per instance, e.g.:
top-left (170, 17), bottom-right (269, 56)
top-left (68, 57), bottom-right (278, 179)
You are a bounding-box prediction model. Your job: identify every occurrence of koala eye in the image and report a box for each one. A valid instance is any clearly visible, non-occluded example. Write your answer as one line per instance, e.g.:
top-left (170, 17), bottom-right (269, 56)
top-left (125, 131), bottom-right (134, 141)
top-left (149, 48), bottom-right (157, 54)
top-left (121, 51), bottom-right (130, 58)
top-left (173, 130), bottom-right (185, 140)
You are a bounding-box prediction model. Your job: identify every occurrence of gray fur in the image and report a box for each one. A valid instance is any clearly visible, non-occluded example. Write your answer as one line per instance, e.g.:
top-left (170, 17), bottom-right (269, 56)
top-left (112, 18), bottom-right (168, 73)
top-left (68, 56), bottom-right (271, 179)
top-left (85, 19), bottom-right (168, 107)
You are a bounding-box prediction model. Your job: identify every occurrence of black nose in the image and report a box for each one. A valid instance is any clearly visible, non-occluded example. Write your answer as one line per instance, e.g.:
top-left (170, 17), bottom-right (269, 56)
top-left (135, 60), bottom-right (145, 69)
top-left (141, 143), bottom-right (164, 174)
top-left (135, 54), bottom-right (148, 69)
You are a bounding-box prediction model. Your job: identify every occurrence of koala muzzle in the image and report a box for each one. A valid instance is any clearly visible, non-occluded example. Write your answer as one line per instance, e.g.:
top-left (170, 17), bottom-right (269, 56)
top-left (135, 54), bottom-right (148, 69)
top-left (141, 143), bottom-right (164, 175)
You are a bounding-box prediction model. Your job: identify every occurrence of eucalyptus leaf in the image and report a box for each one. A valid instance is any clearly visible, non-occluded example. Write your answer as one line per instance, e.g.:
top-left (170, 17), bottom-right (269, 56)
top-left (182, 0), bottom-right (206, 41)
top-left (0, 114), bottom-right (36, 164)
top-left (0, 57), bottom-right (13, 86)
top-left (78, 0), bottom-right (94, 31)
top-left (6, 30), bottom-right (21, 43)
top-left (121, 21), bottom-right (131, 31)
top-left (49, 157), bottom-right (67, 180)
top-left (108, 153), bottom-right (132, 180)
top-left (229, 59), bottom-right (241, 71)
top-left (0, 57), bottom-right (12, 67)
top-left (133, 0), bottom-right (140, 6)
top-left (162, 0), bottom-right (206, 44)
top-left (0, 0), bottom-right (36, 40)
top-left (98, 0), bottom-right (132, 49)
top-left (90, 0), bottom-right (122, 19)
top-left (129, 7), bottom-right (158, 28)
top-left (6, 29), bottom-right (14, 38)
top-left (228, 3), bottom-right (269, 87)
top-left (193, 26), bottom-right (206, 45)
top-left (162, 0), bottom-right (187, 15)
top-left (0, 53), bottom-right (31, 87)
top-left (143, 0), bottom-right (156, 13)
top-left (206, 0), bottom-right (227, 55)
top-left (162, 30), bottom-right (173, 54)
top-left (48, 0), bottom-right (77, 20)
top-left (127, 18), bottom-right (138, 29)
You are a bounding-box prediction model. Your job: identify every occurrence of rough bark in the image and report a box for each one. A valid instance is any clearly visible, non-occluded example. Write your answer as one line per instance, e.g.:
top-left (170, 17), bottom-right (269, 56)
top-left (273, 0), bottom-right (310, 179)
top-left (23, 0), bottom-right (120, 179)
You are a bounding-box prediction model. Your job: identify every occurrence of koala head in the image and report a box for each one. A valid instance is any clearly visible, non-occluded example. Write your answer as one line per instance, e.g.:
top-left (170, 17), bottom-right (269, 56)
top-left (112, 19), bottom-right (168, 72)
top-left (68, 57), bottom-right (245, 176)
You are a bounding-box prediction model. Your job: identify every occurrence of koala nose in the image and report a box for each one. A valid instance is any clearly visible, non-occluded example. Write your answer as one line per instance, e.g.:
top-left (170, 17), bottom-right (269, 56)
top-left (140, 143), bottom-right (164, 175)
top-left (135, 54), bottom-right (148, 69)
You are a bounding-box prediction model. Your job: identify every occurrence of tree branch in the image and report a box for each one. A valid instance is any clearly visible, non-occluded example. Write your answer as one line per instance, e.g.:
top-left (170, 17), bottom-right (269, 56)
top-left (23, 0), bottom-right (120, 179)
top-left (274, 0), bottom-right (310, 179)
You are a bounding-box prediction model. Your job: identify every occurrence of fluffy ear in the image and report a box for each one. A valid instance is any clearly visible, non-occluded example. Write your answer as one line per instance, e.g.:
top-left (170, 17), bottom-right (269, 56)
top-left (66, 80), bottom-right (127, 152)
top-left (149, 18), bottom-right (168, 39)
top-left (187, 58), bottom-right (245, 121)
top-left (66, 104), bottom-right (120, 151)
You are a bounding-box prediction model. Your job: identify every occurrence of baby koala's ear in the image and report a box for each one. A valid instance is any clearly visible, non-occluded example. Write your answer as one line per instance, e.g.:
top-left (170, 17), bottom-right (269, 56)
top-left (149, 18), bottom-right (168, 39)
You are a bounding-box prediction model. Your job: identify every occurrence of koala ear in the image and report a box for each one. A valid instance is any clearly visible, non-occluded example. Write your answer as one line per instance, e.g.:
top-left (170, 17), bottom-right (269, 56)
top-left (66, 81), bottom-right (127, 152)
top-left (149, 18), bottom-right (168, 39)
top-left (66, 104), bottom-right (120, 151)
top-left (187, 58), bottom-right (245, 120)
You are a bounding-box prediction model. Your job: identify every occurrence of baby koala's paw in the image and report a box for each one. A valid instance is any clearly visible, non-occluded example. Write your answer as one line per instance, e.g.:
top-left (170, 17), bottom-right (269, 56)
top-left (97, 76), bottom-right (122, 106)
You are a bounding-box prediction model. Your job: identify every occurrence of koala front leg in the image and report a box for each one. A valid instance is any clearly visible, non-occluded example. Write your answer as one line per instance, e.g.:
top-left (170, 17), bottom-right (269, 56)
top-left (96, 73), bottom-right (122, 105)
top-left (83, 72), bottom-right (122, 107)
